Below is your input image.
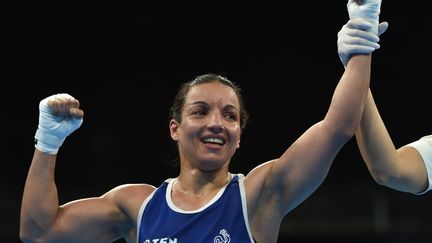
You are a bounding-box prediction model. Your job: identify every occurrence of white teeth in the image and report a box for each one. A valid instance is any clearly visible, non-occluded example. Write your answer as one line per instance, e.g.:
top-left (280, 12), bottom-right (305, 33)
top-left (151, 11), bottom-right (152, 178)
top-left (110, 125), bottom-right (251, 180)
top-left (202, 137), bottom-right (224, 145)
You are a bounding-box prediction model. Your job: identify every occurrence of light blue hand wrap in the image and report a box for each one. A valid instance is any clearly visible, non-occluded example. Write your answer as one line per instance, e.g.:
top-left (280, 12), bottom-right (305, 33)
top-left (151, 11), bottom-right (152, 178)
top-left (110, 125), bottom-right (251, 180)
top-left (34, 94), bottom-right (83, 154)
top-left (347, 0), bottom-right (382, 35)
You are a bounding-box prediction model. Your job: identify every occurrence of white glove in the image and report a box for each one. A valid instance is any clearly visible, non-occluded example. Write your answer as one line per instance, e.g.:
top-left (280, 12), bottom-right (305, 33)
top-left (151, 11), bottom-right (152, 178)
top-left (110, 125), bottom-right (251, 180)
top-left (338, 18), bottom-right (389, 68)
top-left (35, 93), bottom-right (83, 154)
top-left (347, 0), bottom-right (382, 35)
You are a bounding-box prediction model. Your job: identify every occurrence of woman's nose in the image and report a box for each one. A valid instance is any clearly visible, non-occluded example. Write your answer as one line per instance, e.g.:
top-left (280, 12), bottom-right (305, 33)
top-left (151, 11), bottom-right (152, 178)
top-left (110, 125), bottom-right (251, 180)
top-left (207, 113), bottom-right (224, 133)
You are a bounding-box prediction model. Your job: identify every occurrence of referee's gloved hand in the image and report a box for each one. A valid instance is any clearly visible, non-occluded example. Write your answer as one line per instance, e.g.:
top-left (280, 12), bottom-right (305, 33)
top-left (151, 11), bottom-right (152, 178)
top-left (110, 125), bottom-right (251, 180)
top-left (347, 0), bottom-right (382, 35)
top-left (337, 18), bottom-right (388, 68)
top-left (35, 93), bottom-right (84, 155)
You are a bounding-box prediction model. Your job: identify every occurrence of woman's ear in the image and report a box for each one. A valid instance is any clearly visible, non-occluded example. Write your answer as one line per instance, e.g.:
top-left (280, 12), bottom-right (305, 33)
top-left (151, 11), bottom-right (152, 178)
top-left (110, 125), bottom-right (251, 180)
top-left (169, 119), bottom-right (180, 141)
top-left (236, 131), bottom-right (241, 148)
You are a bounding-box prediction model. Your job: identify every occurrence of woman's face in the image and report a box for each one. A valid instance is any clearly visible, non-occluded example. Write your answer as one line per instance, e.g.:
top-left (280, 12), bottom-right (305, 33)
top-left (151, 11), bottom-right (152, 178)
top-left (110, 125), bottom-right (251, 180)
top-left (170, 81), bottom-right (242, 171)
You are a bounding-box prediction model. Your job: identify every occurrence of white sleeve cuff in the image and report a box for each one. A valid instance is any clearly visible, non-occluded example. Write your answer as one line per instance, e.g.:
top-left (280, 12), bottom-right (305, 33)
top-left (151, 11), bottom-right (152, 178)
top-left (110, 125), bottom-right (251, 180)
top-left (407, 135), bottom-right (432, 194)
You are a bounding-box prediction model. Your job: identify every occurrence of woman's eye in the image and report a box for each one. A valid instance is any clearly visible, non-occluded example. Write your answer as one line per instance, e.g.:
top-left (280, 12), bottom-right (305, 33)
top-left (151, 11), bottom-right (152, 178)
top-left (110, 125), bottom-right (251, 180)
top-left (224, 113), bottom-right (238, 121)
top-left (192, 110), bottom-right (207, 115)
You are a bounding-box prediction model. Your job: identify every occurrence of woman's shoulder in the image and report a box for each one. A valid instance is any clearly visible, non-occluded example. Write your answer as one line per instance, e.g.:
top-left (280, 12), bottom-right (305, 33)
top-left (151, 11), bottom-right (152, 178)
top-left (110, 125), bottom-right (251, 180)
top-left (103, 183), bottom-right (157, 219)
top-left (106, 183), bottom-right (157, 202)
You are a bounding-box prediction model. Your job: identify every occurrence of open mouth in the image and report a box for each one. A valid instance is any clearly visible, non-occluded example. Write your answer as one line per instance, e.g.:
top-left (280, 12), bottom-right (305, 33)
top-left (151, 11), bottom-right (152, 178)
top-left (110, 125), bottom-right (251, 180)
top-left (201, 137), bottom-right (225, 146)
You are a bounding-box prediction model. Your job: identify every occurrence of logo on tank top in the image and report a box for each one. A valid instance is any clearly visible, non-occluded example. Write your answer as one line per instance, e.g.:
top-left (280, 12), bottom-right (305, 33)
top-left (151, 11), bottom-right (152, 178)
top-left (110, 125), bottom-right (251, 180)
top-left (214, 229), bottom-right (231, 243)
top-left (143, 238), bottom-right (177, 243)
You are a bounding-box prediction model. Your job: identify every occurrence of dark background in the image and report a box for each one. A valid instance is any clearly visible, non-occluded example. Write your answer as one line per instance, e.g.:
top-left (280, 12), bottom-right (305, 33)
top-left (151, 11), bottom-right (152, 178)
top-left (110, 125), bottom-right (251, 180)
top-left (3, 1), bottom-right (431, 242)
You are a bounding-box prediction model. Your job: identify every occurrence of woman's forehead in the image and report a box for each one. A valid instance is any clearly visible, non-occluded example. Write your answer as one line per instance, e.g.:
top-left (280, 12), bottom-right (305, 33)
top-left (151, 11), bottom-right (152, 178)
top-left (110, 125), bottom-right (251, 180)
top-left (186, 82), bottom-right (240, 106)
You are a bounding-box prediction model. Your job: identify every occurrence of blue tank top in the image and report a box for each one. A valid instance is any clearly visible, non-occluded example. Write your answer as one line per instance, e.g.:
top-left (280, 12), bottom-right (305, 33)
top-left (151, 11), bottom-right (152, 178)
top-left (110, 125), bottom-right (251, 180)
top-left (136, 174), bottom-right (254, 243)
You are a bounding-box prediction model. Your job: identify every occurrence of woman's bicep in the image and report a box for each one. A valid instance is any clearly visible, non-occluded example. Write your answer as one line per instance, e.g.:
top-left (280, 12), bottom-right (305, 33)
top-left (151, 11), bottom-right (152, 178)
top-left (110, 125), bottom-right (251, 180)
top-left (44, 196), bottom-right (131, 243)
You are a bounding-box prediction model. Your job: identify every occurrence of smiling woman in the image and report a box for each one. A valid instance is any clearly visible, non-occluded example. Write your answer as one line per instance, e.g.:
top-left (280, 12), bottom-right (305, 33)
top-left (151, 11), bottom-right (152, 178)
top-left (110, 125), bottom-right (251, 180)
top-left (169, 75), bottom-right (245, 172)
top-left (19, 1), bottom-right (383, 242)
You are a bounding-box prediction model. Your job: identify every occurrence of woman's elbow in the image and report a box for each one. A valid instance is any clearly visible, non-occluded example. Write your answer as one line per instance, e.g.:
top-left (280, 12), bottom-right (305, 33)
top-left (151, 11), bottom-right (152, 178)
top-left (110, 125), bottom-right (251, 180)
top-left (19, 225), bottom-right (46, 243)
